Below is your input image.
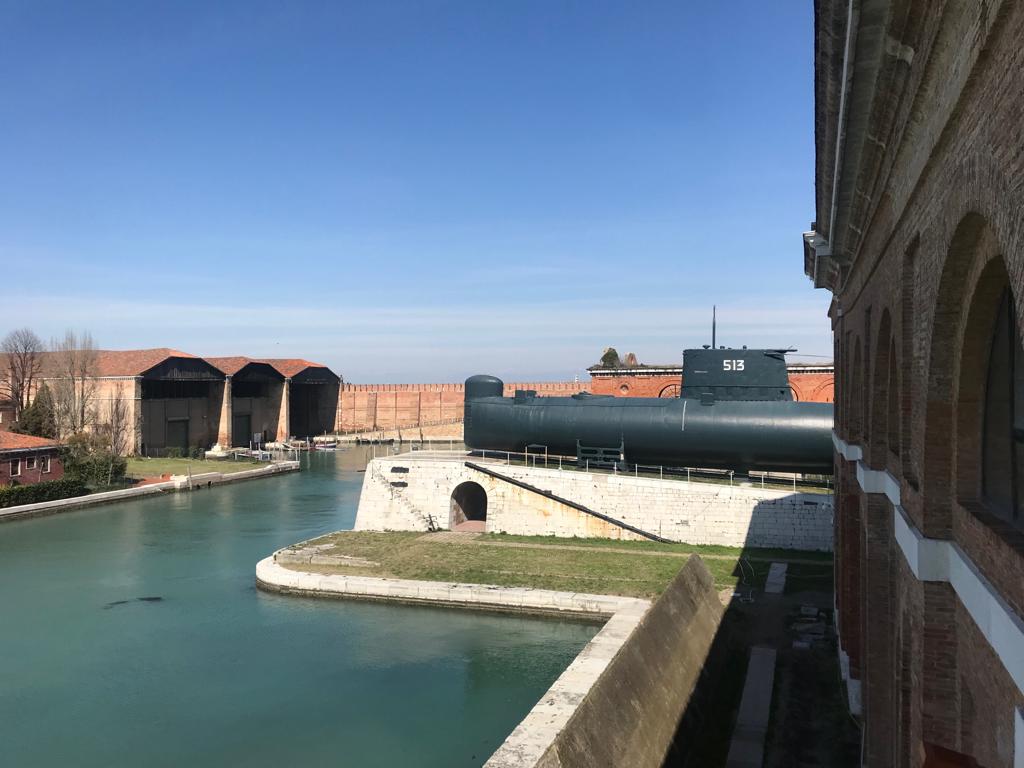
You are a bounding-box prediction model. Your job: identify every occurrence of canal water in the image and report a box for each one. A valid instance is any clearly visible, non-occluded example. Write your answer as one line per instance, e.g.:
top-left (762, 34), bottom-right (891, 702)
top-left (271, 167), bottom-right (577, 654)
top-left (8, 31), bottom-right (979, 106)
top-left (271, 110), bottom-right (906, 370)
top-left (0, 449), bottom-right (598, 767)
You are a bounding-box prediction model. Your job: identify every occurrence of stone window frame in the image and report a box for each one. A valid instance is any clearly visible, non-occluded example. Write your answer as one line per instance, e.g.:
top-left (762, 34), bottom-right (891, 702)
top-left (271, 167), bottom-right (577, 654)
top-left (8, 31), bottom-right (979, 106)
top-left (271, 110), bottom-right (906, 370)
top-left (947, 247), bottom-right (1024, 547)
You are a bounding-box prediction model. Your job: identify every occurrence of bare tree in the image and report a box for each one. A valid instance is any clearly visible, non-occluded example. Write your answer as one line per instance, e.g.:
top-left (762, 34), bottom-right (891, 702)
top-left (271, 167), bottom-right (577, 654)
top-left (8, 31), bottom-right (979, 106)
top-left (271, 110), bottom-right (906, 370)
top-left (99, 389), bottom-right (133, 484)
top-left (1, 328), bottom-right (45, 419)
top-left (51, 330), bottom-right (99, 437)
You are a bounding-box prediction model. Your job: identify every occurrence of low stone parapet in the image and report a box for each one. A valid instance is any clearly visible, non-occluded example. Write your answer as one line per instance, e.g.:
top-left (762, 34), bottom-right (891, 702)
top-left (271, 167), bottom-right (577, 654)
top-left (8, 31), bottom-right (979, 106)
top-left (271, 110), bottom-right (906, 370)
top-left (355, 453), bottom-right (834, 551)
top-left (256, 550), bottom-right (725, 767)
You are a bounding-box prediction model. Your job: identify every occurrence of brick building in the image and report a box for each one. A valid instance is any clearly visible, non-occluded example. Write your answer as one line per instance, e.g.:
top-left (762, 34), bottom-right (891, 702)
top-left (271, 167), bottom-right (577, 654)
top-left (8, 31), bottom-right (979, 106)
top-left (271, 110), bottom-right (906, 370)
top-left (0, 400), bottom-right (14, 431)
top-left (802, 2), bottom-right (1024, 764)
top-left (337, 380), bottom-right (587, 433)
top-left (0, 432), bottom-right (63, 486)
top-left (26, 348), bottom-right (585, 451)
top-left (588, 360), bottom-right (834, 402)
top-left (32, 349), bottom-right (341, 455)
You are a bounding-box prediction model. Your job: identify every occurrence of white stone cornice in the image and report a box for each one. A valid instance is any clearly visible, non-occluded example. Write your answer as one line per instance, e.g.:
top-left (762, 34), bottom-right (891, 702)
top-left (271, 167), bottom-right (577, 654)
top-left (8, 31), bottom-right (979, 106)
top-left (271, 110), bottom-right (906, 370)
top-left (832, 431), bottom-right (863, 462)
top-left (843, 437), bottom-right (1024, 704)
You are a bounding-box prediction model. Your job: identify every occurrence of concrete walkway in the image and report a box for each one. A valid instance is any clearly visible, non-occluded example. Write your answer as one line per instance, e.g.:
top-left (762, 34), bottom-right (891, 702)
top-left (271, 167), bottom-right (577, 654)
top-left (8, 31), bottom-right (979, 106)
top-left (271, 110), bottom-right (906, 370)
top-left (726, 646), bottom-right (778, 767)
top-left (0, 461), bottom-right (299, 522)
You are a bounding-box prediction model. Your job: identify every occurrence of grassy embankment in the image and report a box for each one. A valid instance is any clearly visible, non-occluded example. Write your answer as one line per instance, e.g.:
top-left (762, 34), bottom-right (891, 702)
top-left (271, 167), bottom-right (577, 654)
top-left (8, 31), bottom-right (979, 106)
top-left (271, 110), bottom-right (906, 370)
top-left (281, 531), bottom-right (833, 600)
top-left (125, 456), bottom-right (270, 480)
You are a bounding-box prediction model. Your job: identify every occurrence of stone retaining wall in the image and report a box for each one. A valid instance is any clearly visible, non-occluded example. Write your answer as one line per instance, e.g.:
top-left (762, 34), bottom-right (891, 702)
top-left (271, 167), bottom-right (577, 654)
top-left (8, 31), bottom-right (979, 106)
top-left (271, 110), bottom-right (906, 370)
top-left (530, 556), bottom-right (724, 768)
top-left (355, 454), bottom-right (834, 551)
top-left (0, 461), bottom-right (300, 522)
top-left (256, 550), bottom-right (724, 768)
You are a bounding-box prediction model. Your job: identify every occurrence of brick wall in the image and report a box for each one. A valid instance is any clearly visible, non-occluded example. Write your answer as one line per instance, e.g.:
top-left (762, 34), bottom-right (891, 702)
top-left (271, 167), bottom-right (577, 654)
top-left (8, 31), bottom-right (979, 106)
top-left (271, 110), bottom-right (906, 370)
top-left (590, 370), bottom-right (834, 402)
top-left (0, 403), bottom-right (15, 431)
top-left (0, 449), bottom-right (64, 485)
top-left (591, 372), bottom-right (680, 398)
top-left (809, 1), bottom-right (1024, 764)
top-left (336, 380), bottom-right (587, 432)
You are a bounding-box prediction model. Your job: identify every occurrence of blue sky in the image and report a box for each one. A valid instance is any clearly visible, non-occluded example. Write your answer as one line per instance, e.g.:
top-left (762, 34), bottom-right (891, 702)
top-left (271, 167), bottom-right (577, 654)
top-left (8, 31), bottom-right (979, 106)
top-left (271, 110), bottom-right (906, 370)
top-left (1, 1), bottom-right (829, 382)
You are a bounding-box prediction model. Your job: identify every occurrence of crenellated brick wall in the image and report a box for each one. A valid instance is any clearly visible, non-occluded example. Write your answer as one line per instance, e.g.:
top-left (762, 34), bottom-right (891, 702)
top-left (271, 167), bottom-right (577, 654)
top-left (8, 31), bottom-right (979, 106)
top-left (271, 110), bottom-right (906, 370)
top-left (589, 368), bottom-right (834, 402)
top-left (335, 380), bottom-right (588, 432)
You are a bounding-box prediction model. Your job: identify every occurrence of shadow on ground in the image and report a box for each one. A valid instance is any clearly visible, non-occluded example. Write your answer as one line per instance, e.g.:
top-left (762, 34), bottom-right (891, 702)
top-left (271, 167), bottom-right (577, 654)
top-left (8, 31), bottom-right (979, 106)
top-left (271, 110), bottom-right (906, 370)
top-left (663, 496), bottom-right (861, 768)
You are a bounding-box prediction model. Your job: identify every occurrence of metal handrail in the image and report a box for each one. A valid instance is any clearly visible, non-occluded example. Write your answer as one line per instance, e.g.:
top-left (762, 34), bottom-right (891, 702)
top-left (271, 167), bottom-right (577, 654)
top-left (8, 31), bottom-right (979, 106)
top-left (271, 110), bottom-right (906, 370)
top-left (393, 445), bottom-right (833, 493)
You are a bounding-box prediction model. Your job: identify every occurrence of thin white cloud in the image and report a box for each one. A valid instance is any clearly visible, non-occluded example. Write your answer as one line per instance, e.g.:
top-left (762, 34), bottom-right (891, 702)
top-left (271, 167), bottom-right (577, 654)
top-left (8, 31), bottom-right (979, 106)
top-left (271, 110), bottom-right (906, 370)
top-left (4, 292), bottom-right (832, 381)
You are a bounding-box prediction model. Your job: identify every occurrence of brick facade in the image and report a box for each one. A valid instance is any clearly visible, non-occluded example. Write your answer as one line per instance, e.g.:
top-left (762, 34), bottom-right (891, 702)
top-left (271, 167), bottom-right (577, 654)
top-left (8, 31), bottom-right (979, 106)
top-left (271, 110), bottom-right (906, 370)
top-left (336, 380), bottom-right (587, 433)
top-left (589, 366), bottom-right (834, 402)
top-left (0, 433), bottom-right (64, 486)
top-left (805, 2), bottom-right (1024, 764)
top-left (26, 347), bottom-right (588, 450)
top-left (0, 401), bottom-right (15, 431)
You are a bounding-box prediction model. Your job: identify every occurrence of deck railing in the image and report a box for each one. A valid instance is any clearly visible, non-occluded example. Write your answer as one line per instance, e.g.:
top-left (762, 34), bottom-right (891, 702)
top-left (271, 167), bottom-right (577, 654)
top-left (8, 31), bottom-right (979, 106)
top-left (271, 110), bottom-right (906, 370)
top-left (371, 445), bottom-right (833, 494)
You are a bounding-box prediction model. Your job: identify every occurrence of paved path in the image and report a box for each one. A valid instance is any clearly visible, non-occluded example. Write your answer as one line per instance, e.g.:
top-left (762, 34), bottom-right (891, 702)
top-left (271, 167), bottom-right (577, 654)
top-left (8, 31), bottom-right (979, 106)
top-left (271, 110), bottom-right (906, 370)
top-left (416, 532), bottom-right (831, 565)
top-left (726, 646), bottom-right (778, 767)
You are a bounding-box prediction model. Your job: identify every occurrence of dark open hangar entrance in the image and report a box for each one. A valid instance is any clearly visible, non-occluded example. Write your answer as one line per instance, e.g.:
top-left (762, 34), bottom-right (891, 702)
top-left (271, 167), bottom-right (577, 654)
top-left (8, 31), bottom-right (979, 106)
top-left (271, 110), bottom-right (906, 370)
top-left (289, 365), bottom-right (341, 438)
top-left (139, 356), bottom-right (225, 456)
top-left (229, 361), bottom-right (284, 447)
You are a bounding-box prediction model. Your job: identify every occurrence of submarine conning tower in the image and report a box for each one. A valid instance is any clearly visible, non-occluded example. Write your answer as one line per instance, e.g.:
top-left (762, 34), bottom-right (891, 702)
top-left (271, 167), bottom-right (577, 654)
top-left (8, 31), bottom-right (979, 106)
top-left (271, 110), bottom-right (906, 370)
top-left (679, 347), bottom-right (794, 402)
top-left (463, 348), bottom-right (835, 475)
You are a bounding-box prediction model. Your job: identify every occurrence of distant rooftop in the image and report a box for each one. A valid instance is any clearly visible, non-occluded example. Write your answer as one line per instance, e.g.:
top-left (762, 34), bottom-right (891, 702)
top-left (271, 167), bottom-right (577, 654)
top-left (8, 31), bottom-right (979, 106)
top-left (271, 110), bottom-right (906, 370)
top-left (0, 431), bottom-right (60, 452)
top-left (27, 349), bottom-right (340, 381)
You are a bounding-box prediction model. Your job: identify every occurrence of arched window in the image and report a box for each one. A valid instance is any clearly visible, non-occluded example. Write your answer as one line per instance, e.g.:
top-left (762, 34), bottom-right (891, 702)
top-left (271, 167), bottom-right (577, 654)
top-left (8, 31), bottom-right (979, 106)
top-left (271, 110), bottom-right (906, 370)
top-left (887, 341), bottom-right (899, 457)
top-left (982, 289), bottom-right (1024, 526)
top-left (659, 383), bottom-right (681, 399)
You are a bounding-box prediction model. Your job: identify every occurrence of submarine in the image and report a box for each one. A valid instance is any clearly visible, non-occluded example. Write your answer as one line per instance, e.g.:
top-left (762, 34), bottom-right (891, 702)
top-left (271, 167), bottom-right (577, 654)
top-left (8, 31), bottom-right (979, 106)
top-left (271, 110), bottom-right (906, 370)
top-left (464, 347), bottom-right (834, 474)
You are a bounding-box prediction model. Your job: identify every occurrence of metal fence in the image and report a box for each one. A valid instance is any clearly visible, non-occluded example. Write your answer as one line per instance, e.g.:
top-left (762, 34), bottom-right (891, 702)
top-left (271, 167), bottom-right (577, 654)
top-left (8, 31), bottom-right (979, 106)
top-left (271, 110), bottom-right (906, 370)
top-left (382, 445), bottom-right (833, 494)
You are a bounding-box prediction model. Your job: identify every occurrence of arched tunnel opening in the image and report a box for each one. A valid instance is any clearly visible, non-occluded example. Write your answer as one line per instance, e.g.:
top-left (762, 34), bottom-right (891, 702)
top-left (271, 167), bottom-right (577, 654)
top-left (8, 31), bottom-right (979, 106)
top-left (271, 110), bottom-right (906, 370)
top-left (450, 481), bottom-right (487, 530)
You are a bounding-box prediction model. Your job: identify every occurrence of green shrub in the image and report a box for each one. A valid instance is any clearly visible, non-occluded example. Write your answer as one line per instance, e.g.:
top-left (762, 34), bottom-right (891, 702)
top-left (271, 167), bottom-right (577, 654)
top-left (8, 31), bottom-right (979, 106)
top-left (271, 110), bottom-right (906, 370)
top-left (16, 384), bottom-right (57, 438)
top-left (0, 478), bottom-right (89, 508)
top-left (188, 445), bottom-right (204, 459)
top-left (60, 432), bottom-right (128, 488)
top-left (164, 447), bottom-right (183, 459)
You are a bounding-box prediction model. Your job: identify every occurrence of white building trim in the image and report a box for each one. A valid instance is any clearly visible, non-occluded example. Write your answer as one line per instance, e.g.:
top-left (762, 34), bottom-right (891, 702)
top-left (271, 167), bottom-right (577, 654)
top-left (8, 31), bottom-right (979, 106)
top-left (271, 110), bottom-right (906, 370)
top-left (836, 431), bottom-right (1024, 755)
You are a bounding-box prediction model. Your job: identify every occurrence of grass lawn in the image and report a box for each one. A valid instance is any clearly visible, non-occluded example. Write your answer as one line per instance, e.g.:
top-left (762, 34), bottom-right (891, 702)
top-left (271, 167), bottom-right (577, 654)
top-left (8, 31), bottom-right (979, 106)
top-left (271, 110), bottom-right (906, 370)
top-left (282, 531), bottom-right (834, 599)
top-left (481, 532), bottom-right (835, 563)
top-left (125, 456), bottom-right (270, 480)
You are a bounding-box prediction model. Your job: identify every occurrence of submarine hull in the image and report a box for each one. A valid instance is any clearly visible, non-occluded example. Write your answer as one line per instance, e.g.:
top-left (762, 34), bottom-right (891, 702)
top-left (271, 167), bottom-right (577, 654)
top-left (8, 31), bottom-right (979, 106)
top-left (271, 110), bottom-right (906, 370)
top-left (464, 385), bottom-right (834, 474)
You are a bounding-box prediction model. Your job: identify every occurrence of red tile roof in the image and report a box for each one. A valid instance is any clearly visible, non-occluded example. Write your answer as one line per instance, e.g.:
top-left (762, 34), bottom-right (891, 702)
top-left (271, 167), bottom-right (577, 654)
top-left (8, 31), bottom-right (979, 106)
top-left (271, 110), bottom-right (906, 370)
top-left (94, 348), bottom-right (200, 376)
top-left (29, 348), bottom-right (336, 380)
top-left (256, 358), bottom-right (331, 378)
top-left (38, 348), bottom-right (200, 377)
top-left (0, 432), bottom-right (59, 451)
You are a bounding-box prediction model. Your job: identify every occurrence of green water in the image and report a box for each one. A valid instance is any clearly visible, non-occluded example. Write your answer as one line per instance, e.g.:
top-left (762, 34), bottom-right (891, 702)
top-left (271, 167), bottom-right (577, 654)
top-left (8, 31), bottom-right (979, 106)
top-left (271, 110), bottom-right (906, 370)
top-left (0, 449), bottom-right (598, 767)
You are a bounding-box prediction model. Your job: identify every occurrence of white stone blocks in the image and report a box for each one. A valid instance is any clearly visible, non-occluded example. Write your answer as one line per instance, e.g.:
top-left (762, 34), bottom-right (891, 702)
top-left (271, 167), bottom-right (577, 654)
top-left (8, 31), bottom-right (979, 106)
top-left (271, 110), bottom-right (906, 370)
top-left (354, 454), bottom-right (834, 551)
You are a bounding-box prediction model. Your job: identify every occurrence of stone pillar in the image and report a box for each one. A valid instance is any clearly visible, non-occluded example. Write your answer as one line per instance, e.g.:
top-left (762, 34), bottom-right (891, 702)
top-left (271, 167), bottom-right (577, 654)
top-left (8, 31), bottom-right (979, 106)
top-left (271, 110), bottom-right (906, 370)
top-left (215, 375), bottom-right (233, 450)
top-left (277, 377), bottom-right (291, 442)
top-left (862, 493), bottom-right (897, 764)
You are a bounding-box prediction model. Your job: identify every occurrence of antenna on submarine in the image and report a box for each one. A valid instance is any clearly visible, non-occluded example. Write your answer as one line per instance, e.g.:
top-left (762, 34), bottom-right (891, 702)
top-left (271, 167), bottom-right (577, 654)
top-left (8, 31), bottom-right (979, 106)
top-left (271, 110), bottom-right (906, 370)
top-left (712, 305), bottom-right (717, 349)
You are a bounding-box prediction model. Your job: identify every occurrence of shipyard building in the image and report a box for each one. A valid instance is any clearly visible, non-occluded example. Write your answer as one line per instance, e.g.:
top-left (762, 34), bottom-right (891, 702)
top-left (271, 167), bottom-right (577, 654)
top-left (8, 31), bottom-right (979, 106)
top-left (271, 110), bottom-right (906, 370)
top-left (38, 349), bottom-right (340, 455)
